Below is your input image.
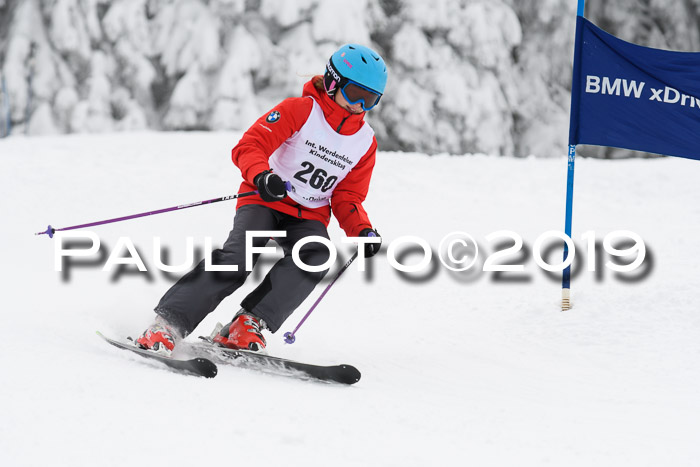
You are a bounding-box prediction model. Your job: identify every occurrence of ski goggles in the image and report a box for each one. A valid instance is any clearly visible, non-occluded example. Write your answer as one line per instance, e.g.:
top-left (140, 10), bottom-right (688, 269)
top-left (339, 81), bottom-right (383, 111)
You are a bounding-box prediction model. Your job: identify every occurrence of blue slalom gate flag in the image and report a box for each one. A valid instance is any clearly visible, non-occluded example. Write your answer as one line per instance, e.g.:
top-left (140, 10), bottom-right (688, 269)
top-left (569, 16), bottom-right (700, 160)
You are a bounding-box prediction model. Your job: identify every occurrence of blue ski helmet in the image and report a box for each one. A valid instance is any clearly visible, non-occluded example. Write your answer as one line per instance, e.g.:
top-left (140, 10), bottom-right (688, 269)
top-left (323, 44), bottom-right (387, 110)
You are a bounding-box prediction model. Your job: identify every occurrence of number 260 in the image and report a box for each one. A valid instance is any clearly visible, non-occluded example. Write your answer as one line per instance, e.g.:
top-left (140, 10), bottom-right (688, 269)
top-left (294, 161), bottom-right (338, 192)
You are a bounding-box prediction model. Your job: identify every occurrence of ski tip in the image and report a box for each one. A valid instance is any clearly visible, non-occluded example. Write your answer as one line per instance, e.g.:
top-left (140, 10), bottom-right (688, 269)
top-left (194, 358), bottom-right (218, 378)
top-left (337, 365), bottom-right (361, 385)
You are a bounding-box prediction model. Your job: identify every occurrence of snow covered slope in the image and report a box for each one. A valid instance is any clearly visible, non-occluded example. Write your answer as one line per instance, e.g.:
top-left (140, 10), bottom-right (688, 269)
top-left (2, 132), bottom-right (700, 466)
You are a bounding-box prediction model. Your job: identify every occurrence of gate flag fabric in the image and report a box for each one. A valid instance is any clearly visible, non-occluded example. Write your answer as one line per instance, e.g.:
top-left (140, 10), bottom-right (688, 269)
top-left (561, 4), bottom-right (700, 310)
top-left (569, 16), bottom-right (700, 161)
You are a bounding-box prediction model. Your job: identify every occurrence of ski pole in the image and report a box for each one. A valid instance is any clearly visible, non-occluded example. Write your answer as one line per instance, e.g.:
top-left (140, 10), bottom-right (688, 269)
top-left (35, 190), bottom-right (259, 238)
top-left (284, 250), bottom-right (359, 344)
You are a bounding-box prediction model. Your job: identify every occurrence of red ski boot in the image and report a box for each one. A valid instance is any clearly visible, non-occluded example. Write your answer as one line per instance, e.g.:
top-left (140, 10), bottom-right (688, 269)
top-left (135, 320), bottom-right (179, 356)
top-left (213, 311), bottom-right (267, 352)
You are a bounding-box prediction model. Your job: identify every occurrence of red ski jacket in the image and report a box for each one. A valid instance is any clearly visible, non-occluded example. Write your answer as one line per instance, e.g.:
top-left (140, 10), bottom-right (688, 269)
top-left (231, 77), bottom-right (377, 237)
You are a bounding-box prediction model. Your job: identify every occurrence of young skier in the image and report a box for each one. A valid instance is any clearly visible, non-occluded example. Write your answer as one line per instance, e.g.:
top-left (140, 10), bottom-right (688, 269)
top-left (135, 44), bottom-right (387, 354)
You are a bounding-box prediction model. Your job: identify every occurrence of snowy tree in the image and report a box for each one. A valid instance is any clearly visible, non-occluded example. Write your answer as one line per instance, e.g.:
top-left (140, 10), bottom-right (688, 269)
top-left (1, 0), bottom-right (699, 157)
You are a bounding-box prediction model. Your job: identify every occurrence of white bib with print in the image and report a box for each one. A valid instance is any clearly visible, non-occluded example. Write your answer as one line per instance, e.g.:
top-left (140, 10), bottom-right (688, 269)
top-left (269, 99), bottom-right (375, 209)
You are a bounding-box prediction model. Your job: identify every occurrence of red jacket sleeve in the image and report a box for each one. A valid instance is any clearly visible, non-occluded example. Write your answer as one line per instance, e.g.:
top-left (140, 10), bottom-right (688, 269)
top-left (232, 98), bottom-right (313, 183)
top-left (331, 137), bottom-right (378, 237)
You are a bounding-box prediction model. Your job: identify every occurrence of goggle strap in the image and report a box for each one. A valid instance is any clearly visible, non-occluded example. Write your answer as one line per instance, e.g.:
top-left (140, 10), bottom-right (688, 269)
top-left (324, 58), bottom-right (347, 95)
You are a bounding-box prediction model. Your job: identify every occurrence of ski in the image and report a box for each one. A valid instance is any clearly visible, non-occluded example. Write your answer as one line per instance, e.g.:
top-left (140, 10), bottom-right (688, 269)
top-left (186, 337), bottom-right (361, 385)
top-left (96, 331), bottom-right (218, 378)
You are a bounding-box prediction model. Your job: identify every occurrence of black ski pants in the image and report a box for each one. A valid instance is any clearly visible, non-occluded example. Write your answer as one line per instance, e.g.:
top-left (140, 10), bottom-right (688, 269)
top-left (155, 204), bottom-right (331, 335)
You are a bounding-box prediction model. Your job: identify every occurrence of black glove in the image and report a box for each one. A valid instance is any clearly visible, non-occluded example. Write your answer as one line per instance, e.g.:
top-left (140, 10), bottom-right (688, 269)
top-left (254, 170), bottom-right (287, 202)
top-left (359, 228), bottom-right (382, 258)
